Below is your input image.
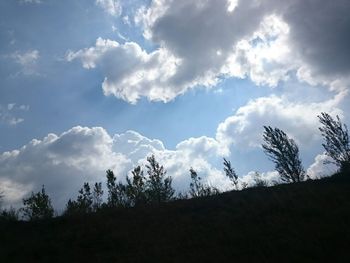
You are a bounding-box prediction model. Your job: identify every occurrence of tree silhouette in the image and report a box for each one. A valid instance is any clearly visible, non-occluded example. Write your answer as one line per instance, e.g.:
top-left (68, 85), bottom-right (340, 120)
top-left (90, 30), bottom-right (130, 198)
top-left (189, 168), bottom-right (219, 197)
top-left (0, 190), bottom-right (3, 209)
top-left (126, 166), bottom-right (147, 206)
top-left (223, 158), bottom-right (238, 189)
top-left (262, 126), bottom-right (305, 183)
top-left (318, 112), bottom-right (350, 171)
top-left (106, 169), bottom-right (129, 207)
top-left (65, 182), bottom-right (94, 214)
top-left (22, 185), bottom-right (54, 220)
top-left (146, 155), bottom-right (175, 204)
top-left (0, 207), bottom-right (19, 221)
top-left (92, 182), bottom-right (104, 211)
top-left (77, 182), bottom-right (93, 212)
top-left (106, 169), bottom-right (117, 207)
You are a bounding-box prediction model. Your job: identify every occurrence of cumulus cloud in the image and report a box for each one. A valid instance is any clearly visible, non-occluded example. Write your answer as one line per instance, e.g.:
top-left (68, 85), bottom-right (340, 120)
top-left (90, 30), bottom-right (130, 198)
top-left (216, 93), bottom-right (346, 149)
top-left (1, 105), bottom-right (345, 208)
top-left (68, 0), bottom-right (350, 103)
top-left (66, 38), bottom-right (181, 103)
top-left (137, 0), bottom-right (350, 93)
top-left (307, 152), bottom-right (338, 179)
top-left (239, 170), bottom-right (279, 188)
top-left (95, 0), bottom-right (122, 16)
top-left (0, 127), bottom-right (130, 208)
top-left (0, 126), bottom-right (230, 209)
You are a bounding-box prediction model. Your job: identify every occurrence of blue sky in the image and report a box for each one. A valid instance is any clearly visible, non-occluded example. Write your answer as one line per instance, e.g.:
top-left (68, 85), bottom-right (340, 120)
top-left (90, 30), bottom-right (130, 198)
top-left (0, 0), bottom-right (349, 207)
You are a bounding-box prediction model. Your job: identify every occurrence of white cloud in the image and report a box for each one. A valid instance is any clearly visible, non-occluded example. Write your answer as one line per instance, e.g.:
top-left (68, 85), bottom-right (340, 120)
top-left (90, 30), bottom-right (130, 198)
top-left (96, 0), bottom-right (122, 16)
top-left (0, 103), bottom-right (29, 126)
top-left (11, 50), bottom-right (40, 76)
top-left (1, 90), bottom-right (346, 208)
top-left (67, 38), bottom-right (181, 103)
top-left (69, 0), bottom-right (350, 103)
top-left (307, 152), bottom-right (338, 179)
top-left (216, 93), bottom-right (346, 150)
top-left (19, 0), bottom-right (42, 4)
top-left (0, 126), bottom-right (229, 209)
top-left (239, 170), bottom-right (280, 188)
top-left (0, 126), bottom-right (130, 208)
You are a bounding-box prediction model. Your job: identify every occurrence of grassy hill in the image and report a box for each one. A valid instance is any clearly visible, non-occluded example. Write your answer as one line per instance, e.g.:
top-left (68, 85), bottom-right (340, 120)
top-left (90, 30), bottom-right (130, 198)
top-left (1, 172), bottom-right (349, 262)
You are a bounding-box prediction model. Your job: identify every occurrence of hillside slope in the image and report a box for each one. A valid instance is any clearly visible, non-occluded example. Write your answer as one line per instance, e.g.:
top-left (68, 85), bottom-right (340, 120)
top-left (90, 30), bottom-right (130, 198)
top-left (1, 173), bottom-right (349, 262)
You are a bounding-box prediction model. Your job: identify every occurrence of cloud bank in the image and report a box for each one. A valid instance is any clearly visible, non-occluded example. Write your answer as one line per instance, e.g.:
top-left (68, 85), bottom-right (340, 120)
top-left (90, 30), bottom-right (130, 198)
top-left (0, 126), bottom-right (231, 209)
top-left (1, 92), bottom-right (344, 209)
top-left (67, 0), bottom-right (350, 103)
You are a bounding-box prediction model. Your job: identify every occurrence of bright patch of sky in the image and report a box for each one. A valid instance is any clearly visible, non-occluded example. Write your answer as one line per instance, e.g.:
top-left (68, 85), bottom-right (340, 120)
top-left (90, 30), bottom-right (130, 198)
top-left (0, 0), bottom-right (349, 207)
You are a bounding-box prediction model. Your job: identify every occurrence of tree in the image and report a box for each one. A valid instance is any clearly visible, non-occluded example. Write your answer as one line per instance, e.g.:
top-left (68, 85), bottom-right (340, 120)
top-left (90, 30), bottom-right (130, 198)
top-left (189, 168), bottom-right (219, 198)
top-left (0, 190), bottom-right (3, 209)
top-left (223, 158), bottom-right (238, 189)
top-left (77, 182), bottom-right (93, 213)
top-left (106, 169), bottom-right (129, 207)
top-left (126, 166), bottom-right (147, 206)
top-left (262, 126), bottom-right (305, 183)
top-left (106, 169), bottom-right (118, 207)
top-left (65, 182), bottom-right (93, 214)
top-left (22, 185), bottom-right (54, 220)
top-left (318, 112), bottom-right (350, 171)
top-left (145, 155), bottom-right (175, 204)
top-left (92, 182), bottom-right (104, 211)
top-left (1, 207), bottom-right (19, 221)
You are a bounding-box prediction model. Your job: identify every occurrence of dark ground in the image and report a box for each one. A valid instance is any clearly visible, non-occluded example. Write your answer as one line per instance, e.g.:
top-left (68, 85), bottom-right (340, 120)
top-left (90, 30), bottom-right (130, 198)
top-left (1, 172), bottom-right (349, 262)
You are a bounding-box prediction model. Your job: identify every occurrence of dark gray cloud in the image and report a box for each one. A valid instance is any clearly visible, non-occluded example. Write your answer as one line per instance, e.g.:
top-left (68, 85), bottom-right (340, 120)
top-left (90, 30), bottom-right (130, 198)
top-left (70, 0), bottom-right (350, 102)
top-left (281, 0), bottom-right (350, 77)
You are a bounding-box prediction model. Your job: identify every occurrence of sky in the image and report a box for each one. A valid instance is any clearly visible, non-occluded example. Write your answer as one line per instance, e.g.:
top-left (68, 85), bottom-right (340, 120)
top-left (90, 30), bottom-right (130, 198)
top-left (0, 0), bottom-right (349, 208)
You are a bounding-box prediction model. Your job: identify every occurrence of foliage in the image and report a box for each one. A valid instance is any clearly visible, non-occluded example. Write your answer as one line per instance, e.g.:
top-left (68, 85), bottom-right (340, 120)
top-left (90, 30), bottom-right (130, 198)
top-left (223, 158), bottom-right (238, 189)
top-left (2, 172), bottom-right (350, 262)
top-left (0, 190), bottom-right (3, 209)
top-left (189, 168), bottom-right (219, 197)
top-left (22, 185), bottom-right (54, 220)
top-left (262, 126), bottom-right (305, 183)
top-left (106, 170), bottom-right (129, 208)
top-left (252, 172), bottom-right (268, 187)
top-left (92, 182), bottom-right (104, 211)
top-left (318, 112), bottom-right (350, 171)
top-left (0, 207), bottom-right (19, 221)
top-left (77, 182), bottom-right (93, 212)
top-left (92, 182), bottom-right (103, 211)
top-left (126, 166), bottom-right (147, 207)
top-left (106, 169), bottom-right (117, 207)
top-left (65, 182), bottom-right (94, 214)
top-left (146, 155), bottom-right (175, 204)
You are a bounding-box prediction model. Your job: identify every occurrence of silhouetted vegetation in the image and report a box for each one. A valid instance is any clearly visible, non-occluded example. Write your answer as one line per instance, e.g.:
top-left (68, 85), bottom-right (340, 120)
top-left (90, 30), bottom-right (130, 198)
top-left (189, 168), bottom-right (219, 197)
top-left (318, 112), bottom-right (350, 172)
top-left (125, 165), bottom-right (147, 206)
top-left (21, 185), bottom-right (54, 221)
top-left (0, 170), bottom-right (349, 262)
top-left (262, 126), bottom-right (305, 183)
top-left (0, 112), bottom-right (349, 261)
top-left (223, 158), bottom-right (239, 189)
top-left (106, 169), bottom-right (128, 207)
top-left (1, 207), bottom-right (19, 221)
top-left (145, 155), bottom-right (175, 204)
top-left (252, 171), bottom-right (269, 187)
